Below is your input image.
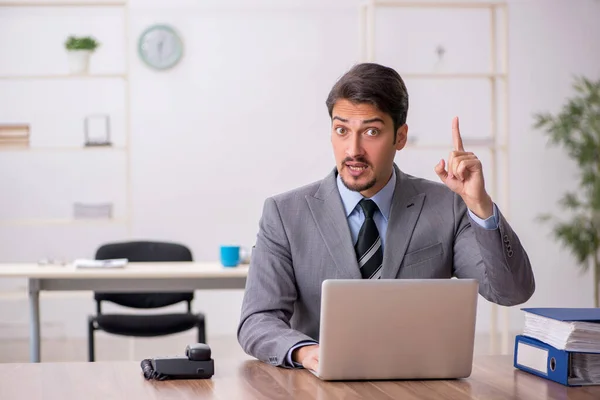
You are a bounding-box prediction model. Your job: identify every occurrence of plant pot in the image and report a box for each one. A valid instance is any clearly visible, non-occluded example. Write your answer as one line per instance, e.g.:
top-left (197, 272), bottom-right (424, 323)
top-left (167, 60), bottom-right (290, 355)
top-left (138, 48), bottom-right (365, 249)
top-left (67, 50), bottom-right (93, 74)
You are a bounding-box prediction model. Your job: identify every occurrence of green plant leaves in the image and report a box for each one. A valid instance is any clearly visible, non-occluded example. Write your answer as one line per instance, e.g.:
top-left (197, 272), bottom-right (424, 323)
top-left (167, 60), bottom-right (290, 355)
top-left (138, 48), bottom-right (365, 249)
top-left (534, 75), bottom-right (600, 280)
top-left (65, 36), bottom-right (100, 51)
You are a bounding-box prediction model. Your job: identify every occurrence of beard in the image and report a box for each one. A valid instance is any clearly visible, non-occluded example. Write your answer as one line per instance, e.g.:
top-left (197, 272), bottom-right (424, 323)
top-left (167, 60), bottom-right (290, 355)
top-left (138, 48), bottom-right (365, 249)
top-left (339, 156), bottom-right (377, 193)
top-left (341, 175), bottom-right (377, 193)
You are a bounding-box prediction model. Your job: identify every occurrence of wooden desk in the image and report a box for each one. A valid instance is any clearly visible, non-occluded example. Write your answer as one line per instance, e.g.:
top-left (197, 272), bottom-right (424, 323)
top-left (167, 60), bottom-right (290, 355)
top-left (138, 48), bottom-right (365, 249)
top-left (0, 262), bottom-right (248, 363)
top-left (1, 355), bottom-right (598, 399)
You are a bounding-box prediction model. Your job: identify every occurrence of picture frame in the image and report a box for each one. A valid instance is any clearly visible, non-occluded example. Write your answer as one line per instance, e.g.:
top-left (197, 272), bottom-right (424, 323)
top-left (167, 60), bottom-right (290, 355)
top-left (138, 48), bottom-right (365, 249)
top-left (84, 114), bottom-right (111, 147)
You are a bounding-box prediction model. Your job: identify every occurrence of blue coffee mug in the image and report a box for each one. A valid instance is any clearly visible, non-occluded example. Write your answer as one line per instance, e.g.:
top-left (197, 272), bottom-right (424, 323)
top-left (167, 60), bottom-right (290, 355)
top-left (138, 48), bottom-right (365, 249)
top-left (220, 245), bottom-right (240, 267)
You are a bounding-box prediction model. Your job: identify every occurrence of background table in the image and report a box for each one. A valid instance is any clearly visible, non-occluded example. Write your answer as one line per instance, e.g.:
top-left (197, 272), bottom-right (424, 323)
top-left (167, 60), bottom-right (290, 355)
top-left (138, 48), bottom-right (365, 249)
top-left (0, 262), bottom-right (248, 362)
top-left (1, 355), bottom-right (598, 400)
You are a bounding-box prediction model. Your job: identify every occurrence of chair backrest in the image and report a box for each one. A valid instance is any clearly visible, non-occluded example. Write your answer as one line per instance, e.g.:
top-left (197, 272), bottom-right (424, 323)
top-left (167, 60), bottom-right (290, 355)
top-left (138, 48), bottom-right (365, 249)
top-left (94, 241), bottom-right (194, 310)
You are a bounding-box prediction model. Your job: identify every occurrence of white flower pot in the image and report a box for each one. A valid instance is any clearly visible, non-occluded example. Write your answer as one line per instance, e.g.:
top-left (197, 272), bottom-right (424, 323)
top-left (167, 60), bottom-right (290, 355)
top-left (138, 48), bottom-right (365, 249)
top-left (67, 50), bottom-right (93, 74)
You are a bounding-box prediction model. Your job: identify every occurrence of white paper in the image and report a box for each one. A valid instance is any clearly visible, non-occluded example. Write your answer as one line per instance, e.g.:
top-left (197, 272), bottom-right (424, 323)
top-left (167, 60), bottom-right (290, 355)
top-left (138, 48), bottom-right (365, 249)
top-left (523, 312), bottom-right (600, 353)
top-left (73, 258), bottom-right (128, 269)
top-left (516, 342), bottom-right (548, 374)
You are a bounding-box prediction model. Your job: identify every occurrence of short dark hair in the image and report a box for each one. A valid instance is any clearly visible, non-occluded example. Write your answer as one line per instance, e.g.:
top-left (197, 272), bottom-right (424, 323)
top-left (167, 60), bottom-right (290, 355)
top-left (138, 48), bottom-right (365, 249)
top-left (325, 63), bottom-right (409, 136)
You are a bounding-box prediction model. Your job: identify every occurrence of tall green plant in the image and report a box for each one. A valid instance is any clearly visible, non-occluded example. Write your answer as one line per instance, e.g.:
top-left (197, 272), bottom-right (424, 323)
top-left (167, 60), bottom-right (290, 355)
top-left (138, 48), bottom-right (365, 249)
top-left (534, 76), bottom-right (600, 307)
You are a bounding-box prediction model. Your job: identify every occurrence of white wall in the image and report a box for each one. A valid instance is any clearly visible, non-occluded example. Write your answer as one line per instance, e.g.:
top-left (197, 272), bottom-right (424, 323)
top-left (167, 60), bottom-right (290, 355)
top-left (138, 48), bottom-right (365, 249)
top-left (1, 0), bottom-right (599, 345)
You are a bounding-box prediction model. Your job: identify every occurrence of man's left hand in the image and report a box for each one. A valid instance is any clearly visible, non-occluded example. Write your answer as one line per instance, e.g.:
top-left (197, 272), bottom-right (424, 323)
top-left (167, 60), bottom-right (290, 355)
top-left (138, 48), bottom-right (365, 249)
top-left (434, 116), bottom-right (494, 219)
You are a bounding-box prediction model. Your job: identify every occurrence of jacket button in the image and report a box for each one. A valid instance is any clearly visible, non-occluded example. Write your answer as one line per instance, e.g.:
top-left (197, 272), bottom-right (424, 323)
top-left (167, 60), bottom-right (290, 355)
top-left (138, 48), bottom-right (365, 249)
top-left (507, 250), bottom-right (514, 257)
top-left (503, 234), bottom-right (509, 243)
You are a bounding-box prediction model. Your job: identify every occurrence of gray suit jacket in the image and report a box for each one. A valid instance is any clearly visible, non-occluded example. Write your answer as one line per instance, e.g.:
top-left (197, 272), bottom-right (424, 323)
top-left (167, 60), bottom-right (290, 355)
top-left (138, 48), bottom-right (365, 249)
top-left (237, 164), bottom-right (535, 367)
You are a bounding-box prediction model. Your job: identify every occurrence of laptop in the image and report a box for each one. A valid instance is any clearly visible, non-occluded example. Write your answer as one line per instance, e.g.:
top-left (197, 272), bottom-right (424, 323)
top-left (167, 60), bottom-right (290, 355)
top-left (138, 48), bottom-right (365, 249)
top-left (310, 278), bottom-right (479, 381)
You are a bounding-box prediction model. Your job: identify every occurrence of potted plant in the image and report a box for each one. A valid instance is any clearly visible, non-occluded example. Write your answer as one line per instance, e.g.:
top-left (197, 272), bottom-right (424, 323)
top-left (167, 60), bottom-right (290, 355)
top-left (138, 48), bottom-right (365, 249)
top-left (534, 76), bottom-right (600, 306)
top-left (64, 35), bottom-right (100, 74)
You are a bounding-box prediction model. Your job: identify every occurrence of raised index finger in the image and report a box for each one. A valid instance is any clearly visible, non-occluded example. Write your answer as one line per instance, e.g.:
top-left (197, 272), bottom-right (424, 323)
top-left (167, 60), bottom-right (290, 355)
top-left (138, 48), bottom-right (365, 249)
top-left (452, 116), bottom-right (464, 152)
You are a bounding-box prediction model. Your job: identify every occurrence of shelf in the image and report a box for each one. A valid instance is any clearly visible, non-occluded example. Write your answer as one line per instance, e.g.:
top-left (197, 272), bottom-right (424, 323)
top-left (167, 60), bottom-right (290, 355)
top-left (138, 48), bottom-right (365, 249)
top-left (0, 146), bottom-right (127, 152)
top-left (371, 1), bottom-right (506, 9)
top-left (406, 145), bottom-right (506, 152)
top-left (0, 218), bottom-right (129, 226)
top-left (0, 74), bottom-right (127, 81)
top-left (400, 73), bottom-right (506, 80)
top-left (0, 73), bottom-right (502, 81)
top-left (406, 144), bottom-right (506, 151)
top-left (406, 140), bottom-right (505, 151)
top-left (0, 1), bottom-right (126, 6)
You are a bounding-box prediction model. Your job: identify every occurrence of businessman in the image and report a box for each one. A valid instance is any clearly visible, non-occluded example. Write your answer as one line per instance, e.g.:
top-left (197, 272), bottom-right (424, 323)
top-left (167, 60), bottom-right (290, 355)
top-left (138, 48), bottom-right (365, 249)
top-left (237, 63), bottom-right (535, 372)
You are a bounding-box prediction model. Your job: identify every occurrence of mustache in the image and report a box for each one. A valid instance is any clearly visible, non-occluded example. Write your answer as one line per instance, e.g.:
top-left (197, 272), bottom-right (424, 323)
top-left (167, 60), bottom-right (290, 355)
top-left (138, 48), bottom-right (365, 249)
top-left (342, 157), bottom-right (371, 166)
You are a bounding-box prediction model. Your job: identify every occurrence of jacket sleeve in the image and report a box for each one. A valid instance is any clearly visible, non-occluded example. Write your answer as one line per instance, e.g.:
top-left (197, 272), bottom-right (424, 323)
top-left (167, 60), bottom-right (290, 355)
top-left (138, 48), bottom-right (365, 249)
top-left (452, 194), bottom-right (535, 306)
top-left (237, 197), bottom-right (314, 367)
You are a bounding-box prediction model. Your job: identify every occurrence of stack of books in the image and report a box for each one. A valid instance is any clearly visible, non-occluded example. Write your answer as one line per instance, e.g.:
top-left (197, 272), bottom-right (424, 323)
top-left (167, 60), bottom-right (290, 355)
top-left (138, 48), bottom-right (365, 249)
top-left (514, 308), bottom-right (600, 386)
top-left (0, 124), bottom-right (30, 148)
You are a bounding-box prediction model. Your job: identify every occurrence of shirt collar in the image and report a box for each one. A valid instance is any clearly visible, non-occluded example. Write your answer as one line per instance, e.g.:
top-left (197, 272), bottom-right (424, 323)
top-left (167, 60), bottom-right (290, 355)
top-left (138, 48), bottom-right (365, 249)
top-left (336, 168), bottom-right (396, 221)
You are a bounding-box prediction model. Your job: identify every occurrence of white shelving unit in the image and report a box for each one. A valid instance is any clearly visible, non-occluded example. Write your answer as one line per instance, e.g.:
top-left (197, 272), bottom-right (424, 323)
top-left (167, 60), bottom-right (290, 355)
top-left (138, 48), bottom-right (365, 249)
top-left (358, 0), bottom-right (511, 355)
top-left (0, 1), bottom-right (125, 5)
top-left (0, 0), bottom-right (132, 235)
top-left (0, 146), bottom-right (127, 152)
top-left (0, 74), bottom-right (127, 80)
top-left (0, 218), bottom-right (130, 226)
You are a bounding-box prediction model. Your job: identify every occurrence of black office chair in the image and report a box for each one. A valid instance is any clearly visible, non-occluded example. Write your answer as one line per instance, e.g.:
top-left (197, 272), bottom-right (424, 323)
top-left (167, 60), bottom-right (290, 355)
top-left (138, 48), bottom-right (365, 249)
top-left (87, 241), bottom-right (206, 362)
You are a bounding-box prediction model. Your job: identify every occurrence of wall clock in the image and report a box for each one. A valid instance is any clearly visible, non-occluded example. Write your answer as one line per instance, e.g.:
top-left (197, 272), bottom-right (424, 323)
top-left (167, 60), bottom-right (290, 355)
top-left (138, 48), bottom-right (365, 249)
top-left (138, 24), bottom-right (183, 70)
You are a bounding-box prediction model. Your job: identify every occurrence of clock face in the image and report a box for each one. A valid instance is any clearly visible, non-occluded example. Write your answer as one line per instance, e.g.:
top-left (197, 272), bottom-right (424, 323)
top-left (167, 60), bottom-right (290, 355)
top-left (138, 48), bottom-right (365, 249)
top-left (138, 25), bottom-right (183, 70)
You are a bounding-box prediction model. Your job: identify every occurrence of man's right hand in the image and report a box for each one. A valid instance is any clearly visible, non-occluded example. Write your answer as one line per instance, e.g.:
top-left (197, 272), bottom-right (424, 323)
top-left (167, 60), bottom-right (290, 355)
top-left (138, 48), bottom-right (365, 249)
top-left (292, 344), bottom-right (320, 371)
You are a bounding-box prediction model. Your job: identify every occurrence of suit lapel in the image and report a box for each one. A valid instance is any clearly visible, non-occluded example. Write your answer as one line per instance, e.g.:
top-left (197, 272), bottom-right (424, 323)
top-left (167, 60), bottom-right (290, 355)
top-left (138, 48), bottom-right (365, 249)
top-left (306, 169), bottom-right (362, 279)
top-left (381, 166), bottom-right (426, 279)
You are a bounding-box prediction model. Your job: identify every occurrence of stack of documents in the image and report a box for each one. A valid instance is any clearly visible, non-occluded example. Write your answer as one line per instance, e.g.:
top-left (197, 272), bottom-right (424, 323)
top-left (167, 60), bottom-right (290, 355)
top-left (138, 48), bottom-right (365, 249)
top-left (73, 258), bottom-right (128, 269)
top-left (522, 308), bottom-right (600, 352)
top-left (514, 308), bottom-right (600, 386)
top-left (0, 124), bottom-right (29, 148)
top-left (571, 352), bottom-right (600, 385)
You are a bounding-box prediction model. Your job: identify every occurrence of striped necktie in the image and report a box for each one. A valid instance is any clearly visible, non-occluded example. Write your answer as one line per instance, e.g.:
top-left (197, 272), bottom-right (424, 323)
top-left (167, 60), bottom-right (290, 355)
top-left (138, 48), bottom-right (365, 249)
top-left (355, 199), bottom-right (383, 279)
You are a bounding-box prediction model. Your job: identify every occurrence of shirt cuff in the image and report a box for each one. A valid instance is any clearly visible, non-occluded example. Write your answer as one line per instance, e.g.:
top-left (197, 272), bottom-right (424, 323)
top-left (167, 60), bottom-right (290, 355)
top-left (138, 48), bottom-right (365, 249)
top-left (286, 341), bottom-right (318, 368)
top-left (468, 203), bottom-right (499, 230)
